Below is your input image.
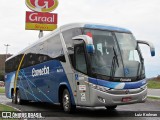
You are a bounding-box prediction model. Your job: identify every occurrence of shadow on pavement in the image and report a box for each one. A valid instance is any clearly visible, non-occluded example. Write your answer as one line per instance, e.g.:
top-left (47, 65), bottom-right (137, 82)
top-left (18, 102), bottom-right (135, 117)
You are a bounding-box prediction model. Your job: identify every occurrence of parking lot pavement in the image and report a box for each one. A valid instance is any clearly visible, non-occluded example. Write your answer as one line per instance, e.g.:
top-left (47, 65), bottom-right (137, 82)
top-left (148, 89), bottom-right (160, 98)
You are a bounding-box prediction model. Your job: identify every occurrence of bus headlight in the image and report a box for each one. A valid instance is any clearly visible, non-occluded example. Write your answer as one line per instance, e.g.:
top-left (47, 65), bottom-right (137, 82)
top-left (140, 84), bottom-right (147, 90)
top-left (90, 83), bottom-right (109, 92)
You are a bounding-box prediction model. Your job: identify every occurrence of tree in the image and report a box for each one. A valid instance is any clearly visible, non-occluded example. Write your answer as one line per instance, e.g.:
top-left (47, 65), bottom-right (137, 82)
top-left (0, 73), bottom-right (4, 81)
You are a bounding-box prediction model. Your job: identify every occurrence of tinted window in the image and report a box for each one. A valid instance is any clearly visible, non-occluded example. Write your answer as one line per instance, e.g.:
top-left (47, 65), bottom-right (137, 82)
top-left (47, 35), bottom-right (66, 62)
top-left (62, 28), bottom-right (82, 45)
top-left (24, 47), bottom-right (38, 68)
top-left (75, 45), bottom-right (87, 74)
top-left (5, 54), bottom-right (24, 73)
top-left (5, 59), bottom-right (13, 73)
top-left (62, 28), bottom-right (82, 66)
top-left (37, 42), bottom-right (48, 64)
top-left (5, 34), bottom-right (66, 73)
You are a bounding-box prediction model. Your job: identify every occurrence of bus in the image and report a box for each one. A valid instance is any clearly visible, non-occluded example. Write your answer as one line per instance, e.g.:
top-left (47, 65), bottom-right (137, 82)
top-left (5, 23), bottom-right (155, 113)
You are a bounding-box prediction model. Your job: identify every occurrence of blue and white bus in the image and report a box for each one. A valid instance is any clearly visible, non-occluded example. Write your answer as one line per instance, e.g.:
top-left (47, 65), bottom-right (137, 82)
top-left (5, 23), bottom-right (155, 113)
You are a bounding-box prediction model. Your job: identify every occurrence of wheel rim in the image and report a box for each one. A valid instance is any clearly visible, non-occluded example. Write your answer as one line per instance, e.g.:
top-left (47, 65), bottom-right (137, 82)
top-left (63, 94), bottom-right (70, 111)
top-left (17, 93), bottom-right (20, 103)
top-left (13, 93), bottom-right (17, 103)
top-left (12, 94), bottom-right (15, 103)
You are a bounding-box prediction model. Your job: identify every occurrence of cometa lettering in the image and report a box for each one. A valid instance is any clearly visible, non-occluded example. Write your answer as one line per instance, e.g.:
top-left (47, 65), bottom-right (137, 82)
top-left (29, 13), bottom-right (54, 23)
top-left (32, 66), bottom-right (49, 77)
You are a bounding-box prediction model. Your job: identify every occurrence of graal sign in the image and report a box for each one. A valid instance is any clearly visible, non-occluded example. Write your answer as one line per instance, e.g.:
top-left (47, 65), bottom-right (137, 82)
top-left (25, 0), bottom-right (58, 31)
top-left (25, 0), bottom-right (59, 12)
top-left (26, 12), bottom-right (57, 24)
top-left (26, 11), bottom-right (57, 31)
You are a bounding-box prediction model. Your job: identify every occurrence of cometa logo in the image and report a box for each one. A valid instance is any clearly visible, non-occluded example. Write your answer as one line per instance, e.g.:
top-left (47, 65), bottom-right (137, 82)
top-left (32, 66), bottom-right (50, 77)
top-left (25, 0), bottom-right (59, 12)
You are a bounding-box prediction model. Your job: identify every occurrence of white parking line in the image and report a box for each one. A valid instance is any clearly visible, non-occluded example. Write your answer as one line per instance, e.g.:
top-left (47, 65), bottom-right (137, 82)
top-left (1, 103), bottom-right (21, 112)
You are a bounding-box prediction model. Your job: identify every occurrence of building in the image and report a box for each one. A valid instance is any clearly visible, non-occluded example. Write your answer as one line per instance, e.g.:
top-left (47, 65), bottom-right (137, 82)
top-left (0, 54), bottom-right (12, 75)
top-left (0, 81), bottom-right (4, 87)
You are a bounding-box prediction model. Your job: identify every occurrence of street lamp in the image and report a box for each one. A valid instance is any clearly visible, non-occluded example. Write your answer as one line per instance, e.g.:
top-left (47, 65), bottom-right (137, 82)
top-left (4, 44), bottom-right (10, 59)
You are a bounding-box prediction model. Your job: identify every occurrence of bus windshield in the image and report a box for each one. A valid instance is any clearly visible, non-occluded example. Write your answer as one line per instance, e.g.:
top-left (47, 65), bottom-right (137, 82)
top-left (84, 29), bottom-right (144, 81)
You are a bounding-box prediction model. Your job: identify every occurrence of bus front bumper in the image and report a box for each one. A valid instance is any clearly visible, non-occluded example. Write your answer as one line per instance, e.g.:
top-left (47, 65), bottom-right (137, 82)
top-left (89, 86), bottom-right (147, 107)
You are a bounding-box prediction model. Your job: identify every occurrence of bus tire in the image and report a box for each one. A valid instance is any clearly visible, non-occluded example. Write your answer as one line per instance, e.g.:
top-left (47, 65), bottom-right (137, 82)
top-left (12, 93), bottom-right (17, 104)
top-left (105, 105), bottom-right (117, 110)
top-left (16, 90), bottom-right (23, 105)
top-left (62, 89), bottom-right (75, 113)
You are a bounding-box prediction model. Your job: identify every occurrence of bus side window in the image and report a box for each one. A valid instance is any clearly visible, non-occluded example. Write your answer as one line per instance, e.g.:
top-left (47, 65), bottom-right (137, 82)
top-left (74, 44), bottom-right (87, 74)
top-left (28, 53), bottom-right (36, 66)
top-left (37, 43), bottom-right (48, 64)
top-left (5, 58), bottom-right (14, 73)
top-left (62, 28), bottom-right (82, 67)
top-left (62, 28), bottom-right (82, 45)
top-left (47, 34), bottom-right (66, 62)
top-left (14, 55), bottom-right (22, 71)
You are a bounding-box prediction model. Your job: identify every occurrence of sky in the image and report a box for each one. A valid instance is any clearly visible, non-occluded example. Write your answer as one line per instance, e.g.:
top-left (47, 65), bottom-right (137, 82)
top-left (0, 0), bottom-right (160, 78)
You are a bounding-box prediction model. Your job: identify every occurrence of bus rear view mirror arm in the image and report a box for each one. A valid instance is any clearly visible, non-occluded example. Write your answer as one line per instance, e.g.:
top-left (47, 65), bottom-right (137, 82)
top-left (137, 40), bottom-right (155, 57)
top-left (72, 35), bottom-right (95, 53)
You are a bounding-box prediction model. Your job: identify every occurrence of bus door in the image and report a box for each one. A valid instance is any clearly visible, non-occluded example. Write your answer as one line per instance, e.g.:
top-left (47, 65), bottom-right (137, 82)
top-left (74, 43), bottom-right (90, 106)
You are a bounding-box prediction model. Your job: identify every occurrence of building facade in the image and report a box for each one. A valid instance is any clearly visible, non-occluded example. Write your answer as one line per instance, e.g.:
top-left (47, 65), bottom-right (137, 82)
top-left (0, 54), bottom-right (12, 75)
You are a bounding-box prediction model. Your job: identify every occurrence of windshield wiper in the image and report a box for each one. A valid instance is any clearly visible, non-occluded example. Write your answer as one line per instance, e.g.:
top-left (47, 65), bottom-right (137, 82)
top-left (113, 47), bottom-right (119, 67)
top-left (138, 58), bottom-right (144, 79)
top-left (110, 47), bottom-right (119, 80)
top-left (136, 46), bottom-right (144, 79)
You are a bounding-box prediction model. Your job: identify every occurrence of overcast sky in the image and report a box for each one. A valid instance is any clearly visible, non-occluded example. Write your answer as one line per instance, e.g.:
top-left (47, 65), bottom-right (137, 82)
top-left (0, 0), bottom-right (160, 77)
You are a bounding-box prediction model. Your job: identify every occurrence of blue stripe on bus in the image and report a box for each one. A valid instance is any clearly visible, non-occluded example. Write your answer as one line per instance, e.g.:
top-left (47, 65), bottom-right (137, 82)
top-left (20, 70), bottom-right (37, 101)
top-left (5, 60), bottom-right (75, 105)
top-left (84, 24), bottom-right (131, 33)
top-left (5, 72), bottom-right (15, 98)
top-left (88, 77), bottom-right (146, 89)
top-left (19, 70), bottom-right (54, 103)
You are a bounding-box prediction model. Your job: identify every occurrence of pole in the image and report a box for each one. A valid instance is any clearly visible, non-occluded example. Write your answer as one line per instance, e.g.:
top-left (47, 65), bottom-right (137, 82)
top-left (39, 30), bottom-right (44, 38)
top-left (4, 44), bottom-right (10, 59)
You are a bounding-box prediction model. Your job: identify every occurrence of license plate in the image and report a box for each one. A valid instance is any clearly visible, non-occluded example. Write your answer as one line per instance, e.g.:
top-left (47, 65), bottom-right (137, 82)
top-left (122, 97), bottom-right (132, 102)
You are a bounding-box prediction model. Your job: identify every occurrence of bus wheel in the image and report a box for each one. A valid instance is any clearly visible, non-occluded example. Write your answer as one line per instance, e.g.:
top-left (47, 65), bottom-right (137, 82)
top-left (12, 93), bottom-right (17, 104)
top-left (105, 105), bottom-right (117, 110)
top-left (62, 89), bottom-right (75, 113)
top-left (16, 90), bottom-right (22, 105)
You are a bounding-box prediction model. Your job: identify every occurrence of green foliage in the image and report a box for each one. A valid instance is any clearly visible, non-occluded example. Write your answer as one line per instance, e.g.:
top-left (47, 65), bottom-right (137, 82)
top-left (0, 72), bottom-right (4, 81)
top-left (0, 87), bottom-right (5, 93)
top-left (147, 80), bottom-right (160, 89)
top-left (0, 104), bottom-right (17, 111)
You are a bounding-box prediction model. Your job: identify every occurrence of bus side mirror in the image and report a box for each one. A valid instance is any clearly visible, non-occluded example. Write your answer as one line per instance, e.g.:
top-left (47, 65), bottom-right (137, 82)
top-left (72, 35), bottom-right (95, 53)
top-left (137, 40), bottom-right (155, 57)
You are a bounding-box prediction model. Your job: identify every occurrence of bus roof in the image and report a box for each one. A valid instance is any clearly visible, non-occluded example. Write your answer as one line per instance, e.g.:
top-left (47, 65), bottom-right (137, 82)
top-left (6, 23), bottom-right (131, 61)
top-left (60, 23), bottom-right (131, 33)
top-left (84, 24), bottom-right (131, 33)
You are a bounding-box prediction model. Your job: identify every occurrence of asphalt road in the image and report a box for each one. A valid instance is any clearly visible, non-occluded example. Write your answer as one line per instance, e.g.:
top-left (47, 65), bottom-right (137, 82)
top-left (148, 89), bottom-right (160, 98)
top-left (0, 94), bottom-right (160, 120)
